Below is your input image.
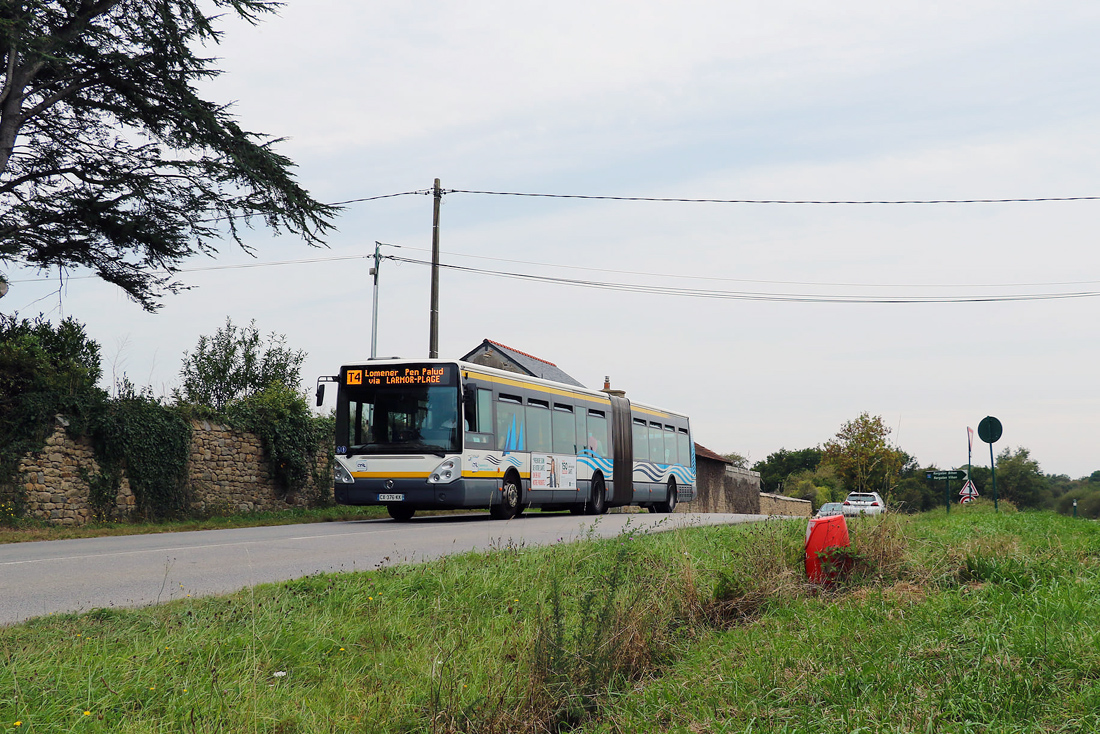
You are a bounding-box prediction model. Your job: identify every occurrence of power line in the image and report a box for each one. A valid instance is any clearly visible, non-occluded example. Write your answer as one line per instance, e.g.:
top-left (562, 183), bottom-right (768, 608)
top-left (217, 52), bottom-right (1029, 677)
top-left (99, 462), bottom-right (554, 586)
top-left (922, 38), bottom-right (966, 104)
top-left (170, 185), bottom-right (1100, 226)
top-left (386, 255), bottom-right (1100, 304)
top-left (445, 189), bottom-right (1100, 205)
top-left (392, 244), bottom-right (1100, 289)
top-left (195, 190), bottom-right (431, 223)
top-left (329, 190), bottom-right (432, 205)
top-left (11, 243), bottom-right (1100, 292)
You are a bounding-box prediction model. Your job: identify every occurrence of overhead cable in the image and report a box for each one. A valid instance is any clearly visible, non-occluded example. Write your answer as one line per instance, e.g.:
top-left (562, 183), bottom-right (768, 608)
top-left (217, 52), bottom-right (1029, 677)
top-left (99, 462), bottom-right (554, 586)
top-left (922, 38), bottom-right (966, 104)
top-left (445, 189), bottom-right (1100, 205)
top-left (385, 255), bottom-right (1100, 304)
top-left (392, 244), bottom-right (1100, 289)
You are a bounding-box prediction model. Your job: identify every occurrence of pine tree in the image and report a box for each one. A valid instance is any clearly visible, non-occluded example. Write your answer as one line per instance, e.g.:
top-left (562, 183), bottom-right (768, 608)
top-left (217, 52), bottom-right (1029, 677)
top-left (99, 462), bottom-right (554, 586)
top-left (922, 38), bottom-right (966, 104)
top-left (0, 1), bottom-right (337, 310)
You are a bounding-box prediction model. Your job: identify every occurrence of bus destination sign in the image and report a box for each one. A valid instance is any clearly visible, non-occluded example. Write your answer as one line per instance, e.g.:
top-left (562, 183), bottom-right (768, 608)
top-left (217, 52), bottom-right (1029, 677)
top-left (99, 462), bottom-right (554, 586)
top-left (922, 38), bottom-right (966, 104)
top-left (345, 364), bottom-right (455, 387)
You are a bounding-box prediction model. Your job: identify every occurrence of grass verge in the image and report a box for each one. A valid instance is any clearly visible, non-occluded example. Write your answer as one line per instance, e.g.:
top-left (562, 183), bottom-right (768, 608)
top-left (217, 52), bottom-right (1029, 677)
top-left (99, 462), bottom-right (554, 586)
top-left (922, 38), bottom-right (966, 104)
top-left (2, 504), bottom-right (1098, 732)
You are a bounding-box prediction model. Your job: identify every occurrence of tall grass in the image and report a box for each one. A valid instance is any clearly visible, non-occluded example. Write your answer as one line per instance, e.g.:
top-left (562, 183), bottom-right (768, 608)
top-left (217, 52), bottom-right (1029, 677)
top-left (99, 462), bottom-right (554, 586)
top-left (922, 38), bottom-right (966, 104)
top-left (2, 507), bottom-right (1098, 732)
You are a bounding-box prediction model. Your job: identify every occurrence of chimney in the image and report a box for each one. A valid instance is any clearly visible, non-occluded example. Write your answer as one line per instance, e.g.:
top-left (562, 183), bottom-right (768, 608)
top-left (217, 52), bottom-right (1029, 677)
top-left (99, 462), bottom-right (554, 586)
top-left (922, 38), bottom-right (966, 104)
top-left (600, 375), bottom-right (626, 398)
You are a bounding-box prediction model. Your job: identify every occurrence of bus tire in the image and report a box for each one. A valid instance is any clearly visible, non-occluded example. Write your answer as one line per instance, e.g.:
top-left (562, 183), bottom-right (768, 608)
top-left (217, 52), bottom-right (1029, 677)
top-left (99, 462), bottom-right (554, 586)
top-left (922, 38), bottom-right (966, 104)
top-left (654, 479), bottom-right (677, 514)
top-left (387, 504), bottom-right (415, 522)
top-left (491, 473), bottom-right (522, 520)
top-left (585, 475), bottom-right (607, 515)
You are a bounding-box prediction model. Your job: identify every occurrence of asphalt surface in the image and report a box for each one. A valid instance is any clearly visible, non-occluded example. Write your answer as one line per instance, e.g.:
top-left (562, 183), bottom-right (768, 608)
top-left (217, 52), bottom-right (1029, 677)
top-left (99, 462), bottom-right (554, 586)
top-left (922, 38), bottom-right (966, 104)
top-left (1, 511), bottom-right (767, 626)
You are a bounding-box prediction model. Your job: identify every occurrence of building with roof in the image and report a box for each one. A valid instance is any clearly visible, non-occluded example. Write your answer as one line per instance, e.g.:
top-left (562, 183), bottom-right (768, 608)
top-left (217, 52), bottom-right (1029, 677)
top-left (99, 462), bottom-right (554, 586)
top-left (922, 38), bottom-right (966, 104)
top-left (460, 339), bottom-right (586, 388)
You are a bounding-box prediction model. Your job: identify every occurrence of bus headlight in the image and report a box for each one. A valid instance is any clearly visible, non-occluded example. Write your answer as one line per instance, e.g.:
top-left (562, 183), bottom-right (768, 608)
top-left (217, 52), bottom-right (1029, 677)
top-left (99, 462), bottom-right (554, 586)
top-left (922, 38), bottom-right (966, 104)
top-left (428, 458), bottom-right (459, 484)
top-left (334, 463), bottom-right (355, 484)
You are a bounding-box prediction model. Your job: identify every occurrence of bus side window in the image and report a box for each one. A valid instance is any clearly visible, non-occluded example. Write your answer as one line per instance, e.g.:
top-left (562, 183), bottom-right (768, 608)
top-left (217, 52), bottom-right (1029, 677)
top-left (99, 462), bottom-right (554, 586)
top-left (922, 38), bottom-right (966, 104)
top-left (496, 394), bottom-right (524, 451)
top-left (663, 424), bottom-right (677, 464)
top-left (574, 407), bottom-right (587, 454)
top-left (465, 388), bottom-right (495, 448)
top-left (649, 422), bottom-right (663, 464)
top-left (677, 428), bottom-right (691, 468)
top-left (632, 418), bottom-right (649, 461)
top-left (477, 389), bottom-right (493, 430)
top-left (552, 403), bottom-right (575, 454)
top-left (526, 399), bottom-right (552, 452)
top-left (587, 409), bottom-right (608, 457)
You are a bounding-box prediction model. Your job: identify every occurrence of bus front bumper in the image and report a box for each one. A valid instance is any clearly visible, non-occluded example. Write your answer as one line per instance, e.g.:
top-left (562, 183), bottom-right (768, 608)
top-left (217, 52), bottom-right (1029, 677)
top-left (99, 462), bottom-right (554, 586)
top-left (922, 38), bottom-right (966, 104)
top-left (335, 477), bottom-right (500, 510)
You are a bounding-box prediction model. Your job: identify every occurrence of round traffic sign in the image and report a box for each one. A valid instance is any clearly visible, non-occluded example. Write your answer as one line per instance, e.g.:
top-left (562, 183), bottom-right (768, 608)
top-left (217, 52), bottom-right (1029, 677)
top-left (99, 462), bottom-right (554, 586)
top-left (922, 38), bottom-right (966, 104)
top-left (977, 416), bottom-right (1002, 444)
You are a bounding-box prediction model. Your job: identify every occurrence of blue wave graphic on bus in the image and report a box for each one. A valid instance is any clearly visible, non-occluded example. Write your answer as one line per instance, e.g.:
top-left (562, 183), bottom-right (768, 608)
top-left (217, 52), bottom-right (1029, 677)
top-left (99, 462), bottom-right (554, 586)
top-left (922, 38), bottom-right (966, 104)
top-left (671, 465), bottom-right (696, 484)
top-left (633, 462), bottom-right (668, 482)
top-left (482, 454), bottom-right (522, 469)
top-left (634, 462), bottom-right (695, 485)
top-left (578, 449), bottom-right (613, 475)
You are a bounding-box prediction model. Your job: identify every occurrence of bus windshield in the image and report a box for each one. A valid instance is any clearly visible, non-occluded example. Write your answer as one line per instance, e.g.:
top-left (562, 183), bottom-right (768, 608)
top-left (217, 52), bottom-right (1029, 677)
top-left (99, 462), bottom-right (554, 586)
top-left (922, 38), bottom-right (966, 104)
top-left (339, 383), bottom-right (460, 456)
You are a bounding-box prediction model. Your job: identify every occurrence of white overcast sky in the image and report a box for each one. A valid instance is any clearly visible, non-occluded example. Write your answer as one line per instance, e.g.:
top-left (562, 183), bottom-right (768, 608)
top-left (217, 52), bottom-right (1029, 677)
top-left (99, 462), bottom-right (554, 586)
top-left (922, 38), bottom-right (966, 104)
top-left (6, 0), bottom-right (1100, 478)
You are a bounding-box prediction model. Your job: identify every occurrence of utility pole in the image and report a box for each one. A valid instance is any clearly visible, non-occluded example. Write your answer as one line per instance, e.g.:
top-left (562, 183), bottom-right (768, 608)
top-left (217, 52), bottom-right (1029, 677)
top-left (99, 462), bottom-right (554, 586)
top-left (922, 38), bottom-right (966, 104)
top-left (429, 178), bottom-right (442, 358)
top-left (370, 241), bottom-right (382, 358)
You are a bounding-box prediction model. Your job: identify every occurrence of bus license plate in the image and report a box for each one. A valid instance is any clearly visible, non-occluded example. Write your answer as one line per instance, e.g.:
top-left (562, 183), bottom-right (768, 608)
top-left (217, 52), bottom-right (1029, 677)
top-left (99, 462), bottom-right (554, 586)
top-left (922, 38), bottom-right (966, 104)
top-left (378, 493), bottom-right (404, 502)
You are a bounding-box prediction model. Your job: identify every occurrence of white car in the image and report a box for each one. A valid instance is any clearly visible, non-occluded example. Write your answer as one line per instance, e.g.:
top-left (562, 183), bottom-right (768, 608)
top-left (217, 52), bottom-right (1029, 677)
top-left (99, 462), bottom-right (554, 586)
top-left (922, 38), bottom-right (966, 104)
top-left (814, 502), bottom-right (845, 518)
top-left (842, 492), bottom-right (886, 516)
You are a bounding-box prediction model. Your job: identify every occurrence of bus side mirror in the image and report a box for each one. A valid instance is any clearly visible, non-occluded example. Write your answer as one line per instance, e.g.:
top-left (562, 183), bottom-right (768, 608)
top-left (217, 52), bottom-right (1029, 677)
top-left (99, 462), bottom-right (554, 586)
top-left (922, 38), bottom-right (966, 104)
top-left (315, 375), bottom-right (338, 407)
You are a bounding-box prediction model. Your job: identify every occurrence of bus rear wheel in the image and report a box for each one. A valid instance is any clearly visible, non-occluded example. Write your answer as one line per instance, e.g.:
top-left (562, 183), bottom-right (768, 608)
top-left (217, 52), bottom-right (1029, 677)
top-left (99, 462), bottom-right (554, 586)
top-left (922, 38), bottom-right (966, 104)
top-left (387, 504), bottom-right (415, 521)
top-left (653, 480), bottom-right (677, 514)
top-left (491, 474), bottom-right (522, 520)
top-left (585, 476), bottom-right (607, 515)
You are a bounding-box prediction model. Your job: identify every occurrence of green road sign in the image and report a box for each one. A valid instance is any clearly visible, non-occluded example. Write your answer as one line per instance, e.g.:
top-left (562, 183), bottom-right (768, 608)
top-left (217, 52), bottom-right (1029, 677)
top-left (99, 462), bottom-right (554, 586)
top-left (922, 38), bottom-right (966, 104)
top-left (926, 470), bottom-right (967, 481)
top-left (978, 416), bottom-right (1003, 444)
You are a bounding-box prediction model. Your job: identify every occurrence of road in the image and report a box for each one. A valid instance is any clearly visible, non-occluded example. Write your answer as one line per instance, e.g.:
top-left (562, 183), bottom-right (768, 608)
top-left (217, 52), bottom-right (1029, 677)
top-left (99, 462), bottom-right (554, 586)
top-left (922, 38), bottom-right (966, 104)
top-left (0, 511), bottom-right (766, 626)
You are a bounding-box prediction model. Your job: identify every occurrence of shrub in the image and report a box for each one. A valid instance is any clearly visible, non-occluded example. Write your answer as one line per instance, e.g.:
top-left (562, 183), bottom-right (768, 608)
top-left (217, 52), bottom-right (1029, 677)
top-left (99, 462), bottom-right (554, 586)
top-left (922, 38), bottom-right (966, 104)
top-left (225, 384), bottom-right (328, 498)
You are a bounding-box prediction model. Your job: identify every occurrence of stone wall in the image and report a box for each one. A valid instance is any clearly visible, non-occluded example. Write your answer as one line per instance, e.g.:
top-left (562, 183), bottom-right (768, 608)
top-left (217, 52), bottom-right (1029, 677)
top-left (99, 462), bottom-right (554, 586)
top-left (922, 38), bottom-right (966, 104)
top-left (16, 419), bottom-right (135, 525)
top-left (687, 460), bottom-right (761, 514)
top-left (187, 420), bottom-right (327, 515)
top-left (758, 492), bottom-right (812, 518)
top-left (9, 418), bottom-right (330, 526)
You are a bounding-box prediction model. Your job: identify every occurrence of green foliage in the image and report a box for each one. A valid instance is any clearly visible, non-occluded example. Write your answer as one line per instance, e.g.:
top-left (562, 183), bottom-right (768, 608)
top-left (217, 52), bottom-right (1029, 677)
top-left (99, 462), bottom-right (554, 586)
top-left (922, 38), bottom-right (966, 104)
top-left (720, 451), bottom-right (749, 468)
top-left (0, 315), bottom-right (104, 512)
top-left (1042, 469), bottom-right (1100, 518)
top-left (532, 538), bottom-right (647, 726)
top-left (176, 318), bottom-right (328, 502)
top-left (224, 384), bottom-right (328, 498)
top-left (783, 464), bottom-right (842, 507)
top-left (0, 0), bottom-right (337, 310)
top-left (1, 313), bottom-right (328, 522)
top-left (994, 446), bottom-right (1049, 509)
top-left (178, 317), bottom-right (305, 411)
top-left (816, 545), bottom-right (870, 582)
top-left (821, 412), bottom-right (906, 497)
top-left (751, 446), bottom-right (822, 493)
top-left (77, 380), bottom-right (193, 520)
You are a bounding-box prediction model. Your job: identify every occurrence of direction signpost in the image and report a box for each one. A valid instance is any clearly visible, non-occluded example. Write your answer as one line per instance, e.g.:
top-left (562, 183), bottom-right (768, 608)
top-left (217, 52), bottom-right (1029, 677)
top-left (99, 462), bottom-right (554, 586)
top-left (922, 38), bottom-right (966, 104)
top-left (926, 469), bottom-right (968, 513)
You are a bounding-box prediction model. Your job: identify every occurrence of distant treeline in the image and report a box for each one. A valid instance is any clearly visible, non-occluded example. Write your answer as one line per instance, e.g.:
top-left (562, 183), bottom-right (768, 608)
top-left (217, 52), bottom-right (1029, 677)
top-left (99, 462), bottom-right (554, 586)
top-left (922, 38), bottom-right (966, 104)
top-left (746, 415), bottom-right (1099, 518)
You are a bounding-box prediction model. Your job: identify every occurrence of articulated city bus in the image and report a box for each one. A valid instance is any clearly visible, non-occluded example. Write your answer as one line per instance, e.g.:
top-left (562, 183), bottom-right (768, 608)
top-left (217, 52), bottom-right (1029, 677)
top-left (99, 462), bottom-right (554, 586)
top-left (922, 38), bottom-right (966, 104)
top-left (317, 359), bottom-right (696, 521)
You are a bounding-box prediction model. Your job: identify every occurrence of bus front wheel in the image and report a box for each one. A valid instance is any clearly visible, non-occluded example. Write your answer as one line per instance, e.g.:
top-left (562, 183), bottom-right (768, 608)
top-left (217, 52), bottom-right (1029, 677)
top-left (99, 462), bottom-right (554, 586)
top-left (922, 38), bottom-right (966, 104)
top-left (491, 474), bottom-right (522, 520)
